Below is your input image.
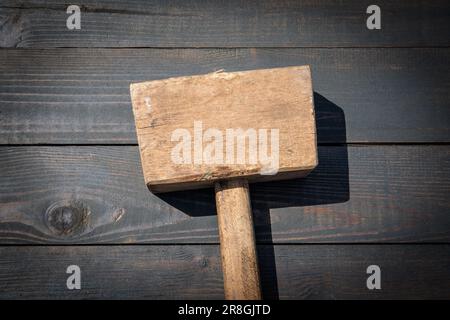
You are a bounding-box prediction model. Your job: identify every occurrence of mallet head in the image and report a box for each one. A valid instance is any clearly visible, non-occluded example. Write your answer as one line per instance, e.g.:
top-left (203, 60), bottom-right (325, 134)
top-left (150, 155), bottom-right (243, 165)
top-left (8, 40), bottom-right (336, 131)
top-left (130, 66), bottom-right (317, 192)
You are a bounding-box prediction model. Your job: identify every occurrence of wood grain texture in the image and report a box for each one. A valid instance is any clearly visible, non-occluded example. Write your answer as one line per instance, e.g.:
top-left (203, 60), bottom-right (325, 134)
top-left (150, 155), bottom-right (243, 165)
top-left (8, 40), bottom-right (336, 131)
top-left (130, 66), bottom-right (317, 191)
top-left (0, 145), bottom-right (449, 244)
top-left (1, 0), bottom-right (449, 48)
top-left (1, 48), bottom-right (449, 144)
top-left (1, 0), bottom-right (448, 301)
top-left (215, 180), bottom-right (261, 299)
top-left (0, 245), bottom-right (449, 299)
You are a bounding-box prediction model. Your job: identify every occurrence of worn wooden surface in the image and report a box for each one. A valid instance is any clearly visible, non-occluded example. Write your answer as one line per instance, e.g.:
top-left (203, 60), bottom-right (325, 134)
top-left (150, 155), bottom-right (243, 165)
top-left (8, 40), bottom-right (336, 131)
top-left (130, 66), bottom-right (317, 191)
top-left (1, 48), bottom-right (449, 144)
top-left (1, 0), bottom-right (449, 48)
top-left (0, 145), bottom-right (448, 244)
top-left (215, 180), bottom-right (261, 299)
top-left (1, 0), bottom-right (450, 299)
top-left (0, 245), bottom-right (449, 299)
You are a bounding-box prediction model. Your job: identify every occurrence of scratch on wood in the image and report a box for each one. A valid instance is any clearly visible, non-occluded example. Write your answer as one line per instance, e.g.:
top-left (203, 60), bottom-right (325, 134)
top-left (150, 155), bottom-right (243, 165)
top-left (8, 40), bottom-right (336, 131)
top-left (144, 97), bottom-right (152, 113)
top-left (199, 171), bottom-right (213, 181)
top-left (112, 208), bottom-right (126, 223)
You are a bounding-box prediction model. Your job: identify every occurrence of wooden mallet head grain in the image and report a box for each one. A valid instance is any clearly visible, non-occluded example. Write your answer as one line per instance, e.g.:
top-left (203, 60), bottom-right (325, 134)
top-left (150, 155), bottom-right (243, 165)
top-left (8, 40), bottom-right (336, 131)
top-left (130, 66), bottom-right (318, 300)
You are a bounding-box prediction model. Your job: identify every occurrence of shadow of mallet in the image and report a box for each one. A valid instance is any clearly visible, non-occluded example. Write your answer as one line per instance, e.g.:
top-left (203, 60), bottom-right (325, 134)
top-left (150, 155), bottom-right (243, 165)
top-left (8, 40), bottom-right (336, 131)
top-left (130, 66), bottom-right (318, 300)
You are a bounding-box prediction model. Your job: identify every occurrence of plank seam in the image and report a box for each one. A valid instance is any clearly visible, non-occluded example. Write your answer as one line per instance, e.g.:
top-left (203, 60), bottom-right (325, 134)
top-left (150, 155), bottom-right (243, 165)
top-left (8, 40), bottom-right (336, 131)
top-left (0, 243), bottom-right (449, 247)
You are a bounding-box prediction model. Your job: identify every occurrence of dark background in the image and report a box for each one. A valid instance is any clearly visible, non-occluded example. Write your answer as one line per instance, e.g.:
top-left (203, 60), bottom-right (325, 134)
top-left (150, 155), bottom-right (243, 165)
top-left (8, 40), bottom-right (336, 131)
top-left (0, 0), bottom-right (449, 299)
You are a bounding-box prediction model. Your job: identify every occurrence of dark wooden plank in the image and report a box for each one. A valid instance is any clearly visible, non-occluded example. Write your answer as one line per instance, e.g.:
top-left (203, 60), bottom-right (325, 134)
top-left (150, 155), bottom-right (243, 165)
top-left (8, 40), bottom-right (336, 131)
top-left (1, 0), bottom-right (449, 47)
top-left (1, 48), bottom-right (449, 144)
top-left (1, 145), bottom-right (449, 244)
top-left (0, 245), bottom-right (449, 299)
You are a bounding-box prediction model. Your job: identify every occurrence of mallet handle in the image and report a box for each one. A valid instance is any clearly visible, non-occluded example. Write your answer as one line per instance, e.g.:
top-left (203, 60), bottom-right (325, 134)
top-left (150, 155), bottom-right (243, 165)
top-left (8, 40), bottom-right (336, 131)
top-left (215, 179), bottom-right (262, 300)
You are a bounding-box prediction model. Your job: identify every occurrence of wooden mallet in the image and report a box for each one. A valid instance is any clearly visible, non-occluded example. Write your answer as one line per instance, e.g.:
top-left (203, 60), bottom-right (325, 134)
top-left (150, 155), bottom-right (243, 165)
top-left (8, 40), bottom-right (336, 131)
top-left (130, 66), bottom-right (318, 300)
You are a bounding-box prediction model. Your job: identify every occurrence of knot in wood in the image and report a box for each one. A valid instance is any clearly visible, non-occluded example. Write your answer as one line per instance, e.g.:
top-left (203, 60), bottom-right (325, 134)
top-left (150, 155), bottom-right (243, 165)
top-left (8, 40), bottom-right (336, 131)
top-left (45, 200), bottom-right (89, 237)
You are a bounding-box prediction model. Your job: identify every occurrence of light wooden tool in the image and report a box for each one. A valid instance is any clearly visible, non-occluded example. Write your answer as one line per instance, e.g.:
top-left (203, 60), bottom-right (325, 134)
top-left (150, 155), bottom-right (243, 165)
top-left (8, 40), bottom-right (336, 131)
top-left (130, 66), bottom-right (318, 300)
